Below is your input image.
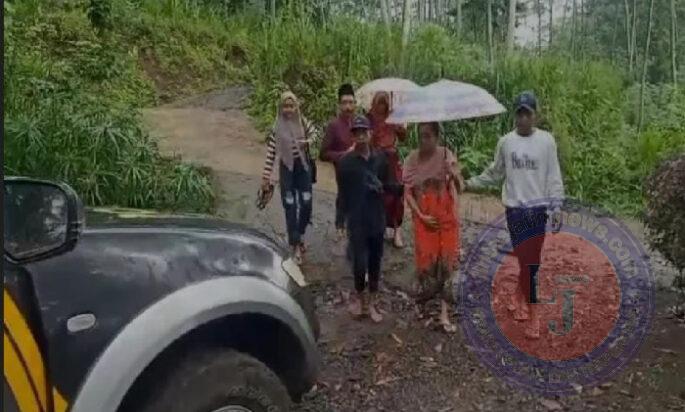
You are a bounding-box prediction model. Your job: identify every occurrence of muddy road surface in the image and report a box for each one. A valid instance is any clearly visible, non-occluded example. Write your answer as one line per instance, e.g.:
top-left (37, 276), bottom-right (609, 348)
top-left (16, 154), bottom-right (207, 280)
top-left (143, 89), bottom-right (685, 412)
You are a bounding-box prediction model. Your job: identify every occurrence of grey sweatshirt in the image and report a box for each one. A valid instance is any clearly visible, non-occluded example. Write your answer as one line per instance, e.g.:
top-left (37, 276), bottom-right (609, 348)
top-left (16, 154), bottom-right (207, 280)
top-left (466, 128), bottom-right (564, 209)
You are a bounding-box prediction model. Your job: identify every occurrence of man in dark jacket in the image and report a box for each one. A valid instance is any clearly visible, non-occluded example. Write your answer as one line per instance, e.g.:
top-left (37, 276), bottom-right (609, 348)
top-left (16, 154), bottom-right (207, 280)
top-left (337, 115), bottom-right (402, 323)
top-left (320, 83), bottom-right (357, 240)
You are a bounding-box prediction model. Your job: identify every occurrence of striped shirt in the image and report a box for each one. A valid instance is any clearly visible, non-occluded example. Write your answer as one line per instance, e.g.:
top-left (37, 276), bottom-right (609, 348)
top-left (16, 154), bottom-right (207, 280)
top-left (262, 117), bottom-right (320, 180)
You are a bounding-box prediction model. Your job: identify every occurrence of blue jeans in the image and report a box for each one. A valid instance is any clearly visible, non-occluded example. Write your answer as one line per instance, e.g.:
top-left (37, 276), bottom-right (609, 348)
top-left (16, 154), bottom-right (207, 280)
top-left (279, 158), bottom-right (313, 246)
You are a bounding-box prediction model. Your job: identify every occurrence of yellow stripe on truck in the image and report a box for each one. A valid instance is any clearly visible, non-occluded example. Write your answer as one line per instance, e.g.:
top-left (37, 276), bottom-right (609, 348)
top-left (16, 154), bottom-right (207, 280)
top-left (3, 290), bottom-right (48, 410)
top-left (4, 333), bottom-right (41, 412)
top-left (3, 289), bottom-right (69, 412)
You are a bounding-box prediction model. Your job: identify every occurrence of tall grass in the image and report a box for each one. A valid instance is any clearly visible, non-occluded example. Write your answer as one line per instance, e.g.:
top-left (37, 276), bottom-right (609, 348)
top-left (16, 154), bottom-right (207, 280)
top-left (4, 1), bottom-right (214, 212)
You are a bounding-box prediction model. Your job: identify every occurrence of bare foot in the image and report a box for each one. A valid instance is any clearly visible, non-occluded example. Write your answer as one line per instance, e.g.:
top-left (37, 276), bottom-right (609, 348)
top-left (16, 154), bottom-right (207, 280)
top-left (439, 300), bottom-right (456, 333)
top-left (393, 229), bottom-right (405, 249)
top-left (293, 246), bottom-right (303, 265)
top-left (440, 321), bottom-right (457, 333)
top-left (369, 295), bottom-right (383, 323)
top-left (348, 293), bottom-right (363, 318)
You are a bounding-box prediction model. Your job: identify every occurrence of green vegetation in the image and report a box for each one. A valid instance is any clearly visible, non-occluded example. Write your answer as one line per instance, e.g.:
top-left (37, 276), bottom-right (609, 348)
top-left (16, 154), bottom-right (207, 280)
top-left (4, 0), bottom-right (684, 216)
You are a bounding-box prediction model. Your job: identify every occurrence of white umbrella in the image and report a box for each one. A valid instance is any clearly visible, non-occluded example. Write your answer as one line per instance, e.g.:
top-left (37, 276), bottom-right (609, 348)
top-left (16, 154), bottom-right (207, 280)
top-left (356, 78), bottom-right (420, 111)
top-left (386, 79), bottom-right (506, 124)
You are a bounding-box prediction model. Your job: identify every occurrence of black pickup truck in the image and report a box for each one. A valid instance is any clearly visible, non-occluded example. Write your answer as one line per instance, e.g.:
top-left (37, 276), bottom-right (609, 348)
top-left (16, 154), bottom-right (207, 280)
top-left (3, 177), bottom-right (320, 412)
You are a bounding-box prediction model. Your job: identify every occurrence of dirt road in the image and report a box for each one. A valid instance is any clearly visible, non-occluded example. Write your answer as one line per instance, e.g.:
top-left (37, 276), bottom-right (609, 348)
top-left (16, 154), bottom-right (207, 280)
top-left (143, 88), bottom-right (685, 412)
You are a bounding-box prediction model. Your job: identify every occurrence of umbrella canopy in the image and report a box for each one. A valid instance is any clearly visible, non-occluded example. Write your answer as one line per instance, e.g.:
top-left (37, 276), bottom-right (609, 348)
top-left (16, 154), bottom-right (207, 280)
top-left (356, 78), bottom-right (420, 111)
top-left (386, 79), bottom-right (506, 124)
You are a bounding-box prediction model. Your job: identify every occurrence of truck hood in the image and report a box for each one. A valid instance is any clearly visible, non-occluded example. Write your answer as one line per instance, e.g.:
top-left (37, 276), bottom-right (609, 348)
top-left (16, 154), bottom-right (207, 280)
top-left (85, 207), bottom-right (287, 255)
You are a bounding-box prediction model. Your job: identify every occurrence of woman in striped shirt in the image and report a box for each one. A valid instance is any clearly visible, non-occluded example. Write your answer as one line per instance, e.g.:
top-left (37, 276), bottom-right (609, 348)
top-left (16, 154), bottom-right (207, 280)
top-left (261, 91), bottom-right (319, 264)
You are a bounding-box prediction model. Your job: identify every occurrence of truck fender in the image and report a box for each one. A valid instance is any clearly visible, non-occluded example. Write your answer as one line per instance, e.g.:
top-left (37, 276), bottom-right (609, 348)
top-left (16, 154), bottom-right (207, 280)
top-left (70, 276), bottom-right (319, 412)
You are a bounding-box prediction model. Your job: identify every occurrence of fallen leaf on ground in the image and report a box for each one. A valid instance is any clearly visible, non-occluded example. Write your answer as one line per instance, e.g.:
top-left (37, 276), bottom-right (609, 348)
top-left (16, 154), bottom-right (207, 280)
top-left (540, 399), bottom-right (563, 410)
top-left (654, 348), bottom-right (677, 355)
top-left (391, 333), bottom-right (404, 346)
top-left (434, 343), bottom-right (443, 353)
top-left (420, 356), bottom-right (435, 362)
top-left (591, 387), bottom-right (604, 396)
top-left (375, 376), bottom-right (400, 386)
top-left (600, 382), bottom-right (614, 389)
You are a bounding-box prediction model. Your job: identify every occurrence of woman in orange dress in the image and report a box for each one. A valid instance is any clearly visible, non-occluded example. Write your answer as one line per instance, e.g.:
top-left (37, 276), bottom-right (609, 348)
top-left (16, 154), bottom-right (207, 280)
top-left (403, 122), bottom-right (464, 332)
top-left (368, 91), bottom-right (408, 248)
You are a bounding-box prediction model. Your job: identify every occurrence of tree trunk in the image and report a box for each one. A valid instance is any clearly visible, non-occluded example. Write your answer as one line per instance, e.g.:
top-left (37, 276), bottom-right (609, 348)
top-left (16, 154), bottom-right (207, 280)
top-left (638, 0), bottom-right (655, 133)
top-left (631, 0), bottom-right (638, 76)
top-left (548, 0), bottom-right (553, 49)
top-left (571, 0), bottom-right (577, 60)
top-left (401, 0), bottom-right (413, 71)
top-left (487, 0), bottom-right (494, 67)
top-left (456, 0), bottom-right (462, 36)
top-left (537, 0), bottom-right (543, 56)
top-left (381, 0), bottom-right (391, 28)
top-left (580, 0), bottom-right (585, 58)
top-left (506, 0), bottom-right (517, 54)
top-left (270, 0), bottom-right (275, 19)
top-left (671, 0), bottom-right (678, 85)
top-left (611, 2), bottom-right (620, 62)
top-left (623, 0), bottom-right (633, 74)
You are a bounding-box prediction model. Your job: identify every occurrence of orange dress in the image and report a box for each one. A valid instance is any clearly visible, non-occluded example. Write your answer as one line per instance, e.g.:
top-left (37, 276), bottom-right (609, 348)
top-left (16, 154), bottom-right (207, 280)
top-left (403, 147), bottom-right (460, 302)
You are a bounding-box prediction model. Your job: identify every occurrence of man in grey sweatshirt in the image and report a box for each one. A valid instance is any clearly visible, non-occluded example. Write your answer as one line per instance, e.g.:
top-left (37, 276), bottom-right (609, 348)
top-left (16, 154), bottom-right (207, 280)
top-left (466, 91), bottom-right (564, 339)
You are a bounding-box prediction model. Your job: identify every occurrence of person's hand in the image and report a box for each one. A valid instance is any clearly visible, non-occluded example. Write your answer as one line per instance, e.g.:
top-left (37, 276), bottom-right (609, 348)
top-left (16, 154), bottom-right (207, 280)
top-left (345, 144), bottom-right (356, 153)
top-left (261, 178), bottom-right (272, 192)
top-left (454, 176), bottom-right (465, 194)
top-left (420, 213), bottom-right (439, 231)
top-left (550, 209), bottom-right (562, 233)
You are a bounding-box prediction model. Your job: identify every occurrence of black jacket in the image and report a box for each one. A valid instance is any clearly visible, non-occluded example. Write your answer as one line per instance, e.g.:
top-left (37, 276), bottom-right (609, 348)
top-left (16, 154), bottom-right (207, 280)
top-left (337, 149), bottom-right (403, 236)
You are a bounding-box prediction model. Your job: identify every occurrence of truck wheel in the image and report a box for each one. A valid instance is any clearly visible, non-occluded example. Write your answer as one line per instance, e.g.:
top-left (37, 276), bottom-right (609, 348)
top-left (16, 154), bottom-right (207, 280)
top-left (138, 348), bottom-right (290, 412)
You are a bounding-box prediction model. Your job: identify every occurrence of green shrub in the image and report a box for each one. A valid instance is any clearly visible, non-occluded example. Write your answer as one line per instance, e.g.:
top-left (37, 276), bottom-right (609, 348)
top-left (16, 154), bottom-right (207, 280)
top-left (4, 0), bottom-right (214, 212)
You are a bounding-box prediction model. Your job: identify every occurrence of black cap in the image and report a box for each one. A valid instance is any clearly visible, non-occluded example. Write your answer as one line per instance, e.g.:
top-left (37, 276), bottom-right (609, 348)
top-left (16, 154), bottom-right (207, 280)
top-left (350, 115), bottom-right (370, 131)
top-left (514, 91), bottom-right (537, 112)
top-left (338, 83), bottom-right (355, 99)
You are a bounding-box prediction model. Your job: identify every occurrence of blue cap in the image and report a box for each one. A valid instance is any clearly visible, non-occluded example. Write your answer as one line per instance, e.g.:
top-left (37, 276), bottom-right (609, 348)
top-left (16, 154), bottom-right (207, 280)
top-left (514, 91), bottom-right (538, 112)
top-left (350, 115), bottom-right (371, 131)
